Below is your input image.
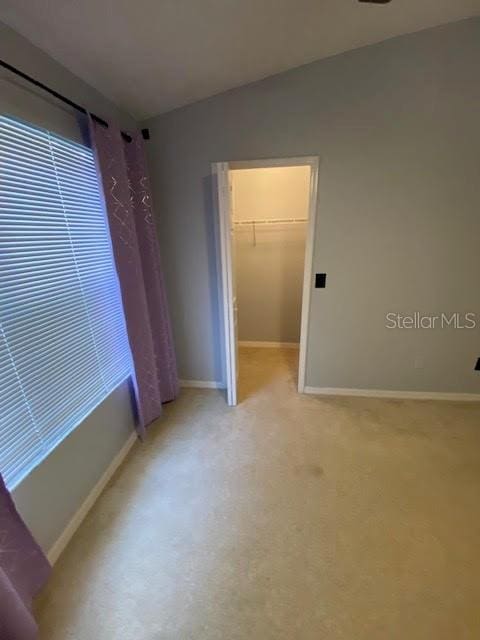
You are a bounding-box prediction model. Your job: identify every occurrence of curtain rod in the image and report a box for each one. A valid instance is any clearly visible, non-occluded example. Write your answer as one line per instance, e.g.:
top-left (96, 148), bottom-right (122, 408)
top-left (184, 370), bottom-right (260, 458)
top-left (0, 59), bottom-right (133, 143)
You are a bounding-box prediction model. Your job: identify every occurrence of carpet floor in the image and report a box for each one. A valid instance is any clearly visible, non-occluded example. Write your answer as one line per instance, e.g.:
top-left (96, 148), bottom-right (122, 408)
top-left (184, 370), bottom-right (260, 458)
top-left (37, 347), bottom-right (480, 639)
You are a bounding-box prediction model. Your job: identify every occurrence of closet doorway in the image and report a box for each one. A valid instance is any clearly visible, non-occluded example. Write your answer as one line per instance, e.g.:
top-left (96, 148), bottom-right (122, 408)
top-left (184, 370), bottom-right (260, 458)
top-left (214, 157), bottom-right (319, 406)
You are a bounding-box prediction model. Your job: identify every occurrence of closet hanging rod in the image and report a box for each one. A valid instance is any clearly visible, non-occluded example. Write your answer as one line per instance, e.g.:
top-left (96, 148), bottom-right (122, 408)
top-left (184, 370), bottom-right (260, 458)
top-left (234, 218), bottom-right (308, 226)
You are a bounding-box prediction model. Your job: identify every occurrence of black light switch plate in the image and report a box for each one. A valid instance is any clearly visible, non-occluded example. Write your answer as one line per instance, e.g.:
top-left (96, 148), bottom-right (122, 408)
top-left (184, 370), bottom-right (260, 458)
top-left (475, 358), bottom-right (480, 372)
top-left (315, 273), bottom-right (327, 289)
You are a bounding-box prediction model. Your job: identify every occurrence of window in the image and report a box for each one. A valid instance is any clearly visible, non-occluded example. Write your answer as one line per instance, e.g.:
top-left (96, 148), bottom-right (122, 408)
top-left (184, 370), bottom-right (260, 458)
top-left (0, 116), bottom-right (132, 489)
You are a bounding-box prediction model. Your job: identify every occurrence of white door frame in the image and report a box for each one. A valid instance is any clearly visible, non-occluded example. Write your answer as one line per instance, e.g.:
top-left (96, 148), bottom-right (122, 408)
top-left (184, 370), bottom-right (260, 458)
top-left (213, 162), bottom-right (237, 405)
top-left (213, 156), bottom-right (320, 403)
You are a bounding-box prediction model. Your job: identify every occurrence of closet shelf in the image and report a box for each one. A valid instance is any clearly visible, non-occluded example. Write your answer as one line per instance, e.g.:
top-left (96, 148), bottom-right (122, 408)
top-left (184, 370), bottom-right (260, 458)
top-left (233, 218), bottom-right (307, 226)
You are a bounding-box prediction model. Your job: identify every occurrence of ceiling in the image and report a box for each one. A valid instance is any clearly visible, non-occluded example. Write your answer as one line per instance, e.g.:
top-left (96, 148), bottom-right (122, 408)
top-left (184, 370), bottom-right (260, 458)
top-left (1, 0), bottom-right (480, 120)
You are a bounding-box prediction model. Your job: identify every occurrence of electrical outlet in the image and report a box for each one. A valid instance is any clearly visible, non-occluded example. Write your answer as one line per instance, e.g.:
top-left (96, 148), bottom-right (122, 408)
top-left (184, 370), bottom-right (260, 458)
top-left (315, 273), bottom-right (327, 289)
top-left (414, 356), bottom-right (424, 370)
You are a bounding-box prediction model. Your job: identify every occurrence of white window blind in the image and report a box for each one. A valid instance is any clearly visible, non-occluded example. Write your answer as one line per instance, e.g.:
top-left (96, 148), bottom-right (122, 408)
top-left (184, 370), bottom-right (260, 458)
top-left (0, 115), bottom-right (133, 489)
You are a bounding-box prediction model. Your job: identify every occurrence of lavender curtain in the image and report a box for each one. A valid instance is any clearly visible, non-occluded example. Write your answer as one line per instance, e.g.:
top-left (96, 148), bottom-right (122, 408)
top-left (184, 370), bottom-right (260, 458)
top-left (0, 474), bottom-right (51, 640)
top-left (89, 119), bottom-right (178, 432)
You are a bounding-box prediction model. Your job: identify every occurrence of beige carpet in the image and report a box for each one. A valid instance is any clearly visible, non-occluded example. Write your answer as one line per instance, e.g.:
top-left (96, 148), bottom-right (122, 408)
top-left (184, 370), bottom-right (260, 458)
top-left (37, 347), bottom-right (480, 639)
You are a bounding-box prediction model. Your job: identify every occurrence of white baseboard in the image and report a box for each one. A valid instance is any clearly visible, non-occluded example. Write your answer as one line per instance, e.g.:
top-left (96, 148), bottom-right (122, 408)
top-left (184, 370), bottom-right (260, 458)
top-left (239, 341), bottom-right (299, 349)
top-left (303, 387), bottom-right (480, 402)
top-left (47, 432), bottom-right (137, 565)
top-left (179, 379), bottom-right (224, 389)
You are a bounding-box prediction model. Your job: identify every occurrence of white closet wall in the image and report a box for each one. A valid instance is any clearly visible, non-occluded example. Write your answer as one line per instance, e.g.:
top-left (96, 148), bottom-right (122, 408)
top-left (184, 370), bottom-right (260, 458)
top-left (231, 166), bottom-right (310, 344)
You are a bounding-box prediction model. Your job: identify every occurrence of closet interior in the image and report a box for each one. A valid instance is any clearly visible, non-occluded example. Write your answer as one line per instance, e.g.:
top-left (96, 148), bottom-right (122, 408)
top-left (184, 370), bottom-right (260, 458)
top-left (230, 165), bottom-right (311, 391)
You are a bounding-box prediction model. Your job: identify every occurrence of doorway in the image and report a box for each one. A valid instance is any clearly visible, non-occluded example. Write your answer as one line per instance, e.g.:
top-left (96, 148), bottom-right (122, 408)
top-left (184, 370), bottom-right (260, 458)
top-left (214, 157), bottom-right (319, 406)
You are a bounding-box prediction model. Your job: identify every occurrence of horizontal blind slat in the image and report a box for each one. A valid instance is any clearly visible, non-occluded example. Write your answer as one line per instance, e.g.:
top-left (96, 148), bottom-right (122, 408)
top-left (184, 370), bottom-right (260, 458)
top-left (0, 115), bottom-right (132, 489)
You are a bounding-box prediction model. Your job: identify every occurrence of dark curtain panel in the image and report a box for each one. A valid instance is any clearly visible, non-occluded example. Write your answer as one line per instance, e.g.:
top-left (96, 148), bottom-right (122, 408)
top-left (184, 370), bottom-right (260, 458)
top-left (89, 119), bottom-right (178, 432)
top-left (0, 474), bottom-right (51, 640)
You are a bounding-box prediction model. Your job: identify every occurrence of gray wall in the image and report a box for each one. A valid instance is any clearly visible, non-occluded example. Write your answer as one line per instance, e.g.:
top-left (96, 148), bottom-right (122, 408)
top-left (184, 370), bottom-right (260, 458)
top-left (0, 22), bottom-right (135, 130)
top-left (144, 18), bottom-right (480, 394)
top-left (1, 20), bottom-right (138, 553)
top-left (12, 381), bottom-right (135, 553)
